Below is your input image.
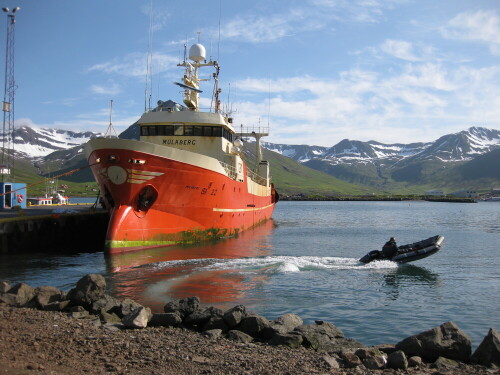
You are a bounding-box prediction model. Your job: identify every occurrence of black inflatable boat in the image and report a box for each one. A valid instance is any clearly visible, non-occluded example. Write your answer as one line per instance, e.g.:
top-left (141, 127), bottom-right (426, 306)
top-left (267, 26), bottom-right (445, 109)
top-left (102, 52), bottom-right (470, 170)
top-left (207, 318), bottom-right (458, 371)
top-left (359, 235), bottom-right (445, 264)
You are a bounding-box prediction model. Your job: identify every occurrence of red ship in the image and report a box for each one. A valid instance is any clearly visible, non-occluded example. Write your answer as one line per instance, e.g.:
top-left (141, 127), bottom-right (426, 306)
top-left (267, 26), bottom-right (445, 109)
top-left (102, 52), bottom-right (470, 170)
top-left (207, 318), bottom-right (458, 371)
top-left (84, 42), bottom-right (278, 253)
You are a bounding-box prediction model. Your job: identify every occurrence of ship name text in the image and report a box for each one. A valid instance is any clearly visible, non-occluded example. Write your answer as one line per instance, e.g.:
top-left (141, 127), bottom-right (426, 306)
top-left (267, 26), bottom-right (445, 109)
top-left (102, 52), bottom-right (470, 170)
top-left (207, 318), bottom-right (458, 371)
top-left (163, 139), bottom-right (196, 146)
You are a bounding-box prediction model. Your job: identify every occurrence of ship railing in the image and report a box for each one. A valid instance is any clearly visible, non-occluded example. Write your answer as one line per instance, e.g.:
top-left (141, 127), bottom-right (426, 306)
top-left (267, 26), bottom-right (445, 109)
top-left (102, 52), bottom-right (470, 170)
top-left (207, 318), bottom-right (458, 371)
top-left (236, 125), bottom-right (270, 137)
top-left (247, 169), bottom-right (267, 186)
top-left (219, 161), bottom-right (238, 180)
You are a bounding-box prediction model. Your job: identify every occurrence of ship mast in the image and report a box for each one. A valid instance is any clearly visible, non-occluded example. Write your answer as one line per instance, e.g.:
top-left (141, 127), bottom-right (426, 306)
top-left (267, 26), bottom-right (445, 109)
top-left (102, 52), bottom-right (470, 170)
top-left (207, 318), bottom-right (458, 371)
top-left (176, 37), bottom-right (220, 112)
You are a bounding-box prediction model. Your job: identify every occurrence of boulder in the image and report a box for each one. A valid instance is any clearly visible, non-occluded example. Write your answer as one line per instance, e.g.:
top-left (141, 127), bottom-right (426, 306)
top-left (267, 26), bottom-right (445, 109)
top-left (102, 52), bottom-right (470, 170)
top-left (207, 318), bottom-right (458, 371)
top-left (408, 356), bottom-right (423, 367)
top-left (227, 330), bottom-right (253, 343)
top-left (115, 298), bottom-right (142, 318)
top-left (0, 281), bottom-right (10, 293)
top-left (99, 310), bottom-right (122, 324)
top-left (223, 305), bottom-right (247, 328)
top-left (395, 321), bottom-right (471, 362)
top-left (202, 317), bottom-right (229, 333)
top-left (185, 306), bottom-right (223, 327)
top-left (122, 306), bottom-right (152, 329)
top-left (262, 313), bottom-right (303, 339)
top-left (431, 356), bottom-right (458, 370)
top-left (339, 351), bottom-right (362, 368)
top-left (237, 314), bottom-right (270, 338)
top-left (387, 350), bottom-right (408, 370)
top-left (202, 329), bottom-right (223, 339)
top-left (7, 283), bottom-right (36, 307)
top-left (163, 296), bottom-right (200, 319)
top-left (294, 321), bottom-right (362, 352)
top-left (269, 332), bottom-right (303, 348)
top-left (67, 274), bottom-right (106, 307)
top-left (69, 306), bottom-right (90, 319)
top-left (363, 355), bottom-right (386, 370)
top-left (321, 355), bottom-right (340, 370)
top-left (354, 348), bottom-right (384, 360)
top-left (34, 286), bottom-right (65, 310)
top-left (471, 328), bottom-right (500, 368)
top-left (90, 294), bottom-right (121, 315)
top-left (148, 312), bottom-right (183, 327)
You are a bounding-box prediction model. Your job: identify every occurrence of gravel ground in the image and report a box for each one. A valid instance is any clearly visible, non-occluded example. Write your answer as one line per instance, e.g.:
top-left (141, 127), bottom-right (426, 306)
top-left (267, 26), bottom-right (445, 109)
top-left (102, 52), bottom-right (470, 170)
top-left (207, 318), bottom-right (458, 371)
top-left (0, 304), bottom-right (497, 375)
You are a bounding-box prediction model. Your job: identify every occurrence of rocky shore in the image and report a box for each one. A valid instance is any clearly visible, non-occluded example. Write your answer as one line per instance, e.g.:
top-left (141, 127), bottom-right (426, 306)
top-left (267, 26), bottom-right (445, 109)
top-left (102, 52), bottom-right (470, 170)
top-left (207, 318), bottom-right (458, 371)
top-left (1, 274), bottom-right (499, 375)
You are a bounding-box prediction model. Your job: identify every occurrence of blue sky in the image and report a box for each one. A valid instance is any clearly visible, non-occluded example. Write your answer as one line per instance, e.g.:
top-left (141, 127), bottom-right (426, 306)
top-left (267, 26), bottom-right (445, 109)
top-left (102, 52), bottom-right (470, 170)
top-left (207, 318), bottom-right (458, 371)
top-left (2, 0), bottom-right (500, 146)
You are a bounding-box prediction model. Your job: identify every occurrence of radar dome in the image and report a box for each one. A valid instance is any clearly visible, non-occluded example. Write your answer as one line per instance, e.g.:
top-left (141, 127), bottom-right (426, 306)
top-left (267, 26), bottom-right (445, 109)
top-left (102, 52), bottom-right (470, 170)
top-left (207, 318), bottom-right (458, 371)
top-left (189, 43), bottom-right (206, 62)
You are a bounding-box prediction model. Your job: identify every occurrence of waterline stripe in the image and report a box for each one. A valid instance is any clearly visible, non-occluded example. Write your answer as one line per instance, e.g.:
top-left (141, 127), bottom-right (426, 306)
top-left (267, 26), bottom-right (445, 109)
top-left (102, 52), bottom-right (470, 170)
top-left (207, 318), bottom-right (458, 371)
top-left (213, 203), bottom-right (274, 213)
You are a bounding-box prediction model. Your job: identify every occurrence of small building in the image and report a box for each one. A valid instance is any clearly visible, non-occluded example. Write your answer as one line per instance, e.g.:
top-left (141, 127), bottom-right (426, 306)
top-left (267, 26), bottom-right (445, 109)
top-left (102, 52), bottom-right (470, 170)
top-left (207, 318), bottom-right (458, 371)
top-left (0, 182), bottom-right (27, 209)
top-left (450, 189), bottom-right (479, 198)
top-left (425, 189), bottom-right (445, 196)
top-left (491, 188), bottom-right (500, 195)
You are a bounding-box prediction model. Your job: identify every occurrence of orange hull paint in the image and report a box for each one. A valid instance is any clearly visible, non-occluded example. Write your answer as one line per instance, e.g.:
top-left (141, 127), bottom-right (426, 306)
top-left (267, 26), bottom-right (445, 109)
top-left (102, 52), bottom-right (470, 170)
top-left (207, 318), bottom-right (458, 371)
top-left (88, 147), bottom-right (277, 253)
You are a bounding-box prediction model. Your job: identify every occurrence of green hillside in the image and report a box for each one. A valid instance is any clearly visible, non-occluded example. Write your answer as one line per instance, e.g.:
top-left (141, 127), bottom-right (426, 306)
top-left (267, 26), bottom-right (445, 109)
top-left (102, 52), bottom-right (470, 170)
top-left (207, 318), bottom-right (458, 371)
top-left (247, 147), bottom-right (374, 196)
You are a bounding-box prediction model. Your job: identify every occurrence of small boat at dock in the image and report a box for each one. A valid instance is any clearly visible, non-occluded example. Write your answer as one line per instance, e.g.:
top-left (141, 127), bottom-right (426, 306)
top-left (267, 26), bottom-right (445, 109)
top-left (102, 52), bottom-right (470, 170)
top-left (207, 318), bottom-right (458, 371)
top-left (359, 235), bottom-right (445, 264)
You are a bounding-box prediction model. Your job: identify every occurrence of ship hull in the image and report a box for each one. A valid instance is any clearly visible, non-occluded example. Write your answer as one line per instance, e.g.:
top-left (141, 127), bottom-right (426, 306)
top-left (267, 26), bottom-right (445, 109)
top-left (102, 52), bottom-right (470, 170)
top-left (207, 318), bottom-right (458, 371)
top-left (85, 138), bottom-right (277, 254)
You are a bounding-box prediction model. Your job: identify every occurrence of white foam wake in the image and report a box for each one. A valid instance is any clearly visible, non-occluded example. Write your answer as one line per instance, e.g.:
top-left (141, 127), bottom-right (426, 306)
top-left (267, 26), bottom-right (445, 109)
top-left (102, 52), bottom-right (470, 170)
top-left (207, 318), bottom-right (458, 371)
top-left (151, 256), bottom-right (398, 274)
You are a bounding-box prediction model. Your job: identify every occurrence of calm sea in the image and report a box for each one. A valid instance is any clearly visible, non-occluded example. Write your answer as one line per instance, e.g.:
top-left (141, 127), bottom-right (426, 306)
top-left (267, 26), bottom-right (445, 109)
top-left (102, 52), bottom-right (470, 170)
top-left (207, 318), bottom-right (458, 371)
top-left (1, 201), bottom-right (499, 348)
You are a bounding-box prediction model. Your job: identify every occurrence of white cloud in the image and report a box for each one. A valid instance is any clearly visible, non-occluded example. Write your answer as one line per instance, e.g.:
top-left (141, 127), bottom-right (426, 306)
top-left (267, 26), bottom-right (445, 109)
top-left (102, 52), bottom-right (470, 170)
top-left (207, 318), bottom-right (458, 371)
top-left (87, 53), bottom-right (178, 78)
top-left (231, 63), bottom-right (500, 145)
top-left (91, 82), bottom-right (122, 95)
top-left (442, 10), bottom-right (500, 55)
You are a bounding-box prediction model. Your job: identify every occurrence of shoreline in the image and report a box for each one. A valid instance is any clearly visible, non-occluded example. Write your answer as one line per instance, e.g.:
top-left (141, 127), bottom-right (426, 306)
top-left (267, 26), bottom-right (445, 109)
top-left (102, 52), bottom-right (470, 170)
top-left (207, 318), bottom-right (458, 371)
top-left (1, 275), bottom-right (498, 375)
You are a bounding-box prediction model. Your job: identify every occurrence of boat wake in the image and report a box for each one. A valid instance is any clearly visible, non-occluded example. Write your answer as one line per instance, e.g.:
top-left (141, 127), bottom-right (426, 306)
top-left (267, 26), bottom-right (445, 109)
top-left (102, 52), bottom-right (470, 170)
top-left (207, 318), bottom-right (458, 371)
top-left (151, 255), bottom-right (398, 275)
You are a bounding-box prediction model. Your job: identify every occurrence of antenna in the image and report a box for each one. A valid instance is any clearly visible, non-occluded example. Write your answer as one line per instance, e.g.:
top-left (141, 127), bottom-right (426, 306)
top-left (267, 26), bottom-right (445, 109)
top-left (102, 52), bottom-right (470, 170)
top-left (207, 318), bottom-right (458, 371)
top-left (104, 100), bottom-right (118, 138)
top-left (144, 0), bottom-right (153, 112)
top-left (217, 0), bottom-right (221, 61)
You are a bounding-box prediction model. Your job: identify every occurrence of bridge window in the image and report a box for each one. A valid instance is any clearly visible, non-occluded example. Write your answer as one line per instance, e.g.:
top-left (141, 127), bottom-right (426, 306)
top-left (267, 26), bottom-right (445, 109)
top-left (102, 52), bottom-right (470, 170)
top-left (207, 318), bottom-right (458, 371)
top-left (140, 124), bottom-right (234, 141)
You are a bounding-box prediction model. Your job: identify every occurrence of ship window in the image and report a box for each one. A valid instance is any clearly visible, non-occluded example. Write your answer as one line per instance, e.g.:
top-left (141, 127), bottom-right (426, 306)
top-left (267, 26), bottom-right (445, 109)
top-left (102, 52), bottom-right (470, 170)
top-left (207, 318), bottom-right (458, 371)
top-left (202, 126), bottom-right (212, 136)
top-left (157, 125), bottom-right (166, 136)
top-left (193, 126), bottom-right (202, 136)
top-left (148, 126), bottom-right (157, 136)
top-left (212, 127), bottom-right (222, 137)
top-left (140, 126), bottom-right (148, 136)
top-left (184, 125), bottom-right (193, 136)
top-left (164, 125), bottom-right (174, 135)
top-left (174, 125), bottom-right (184, 136)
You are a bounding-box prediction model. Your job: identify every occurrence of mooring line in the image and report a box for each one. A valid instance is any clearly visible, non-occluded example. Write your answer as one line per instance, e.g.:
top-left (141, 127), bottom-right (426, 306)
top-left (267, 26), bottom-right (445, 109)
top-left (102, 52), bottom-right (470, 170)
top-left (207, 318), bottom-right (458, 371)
top-left (0, 161), bottom-right (100, 197)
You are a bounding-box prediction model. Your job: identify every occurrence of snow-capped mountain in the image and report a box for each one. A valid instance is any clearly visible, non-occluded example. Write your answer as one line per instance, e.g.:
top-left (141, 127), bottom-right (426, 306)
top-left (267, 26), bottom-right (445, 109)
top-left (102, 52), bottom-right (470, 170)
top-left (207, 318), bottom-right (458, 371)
top-left (261, 127), bottom-right (500, 166)
top-left (6, 126), bottom-right (102, 158)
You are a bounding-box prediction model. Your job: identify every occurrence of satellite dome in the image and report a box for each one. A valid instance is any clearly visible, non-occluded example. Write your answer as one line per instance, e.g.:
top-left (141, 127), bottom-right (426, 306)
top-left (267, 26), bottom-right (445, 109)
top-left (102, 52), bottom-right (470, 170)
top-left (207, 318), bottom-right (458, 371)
top-left (189, 43), bottom-right (206, 62)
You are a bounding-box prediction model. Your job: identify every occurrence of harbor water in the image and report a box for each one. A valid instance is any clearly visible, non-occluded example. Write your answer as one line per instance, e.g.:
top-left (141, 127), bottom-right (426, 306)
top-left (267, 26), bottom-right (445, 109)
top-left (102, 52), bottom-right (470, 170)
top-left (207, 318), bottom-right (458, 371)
top-left (1, 200), bottom-right (499, 348)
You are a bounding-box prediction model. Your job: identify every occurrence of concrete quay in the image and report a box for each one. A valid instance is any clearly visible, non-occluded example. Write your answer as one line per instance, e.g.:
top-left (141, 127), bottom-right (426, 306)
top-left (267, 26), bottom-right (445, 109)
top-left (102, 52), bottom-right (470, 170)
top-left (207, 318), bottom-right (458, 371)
top-left (0, 205), bottom-right (108, 253)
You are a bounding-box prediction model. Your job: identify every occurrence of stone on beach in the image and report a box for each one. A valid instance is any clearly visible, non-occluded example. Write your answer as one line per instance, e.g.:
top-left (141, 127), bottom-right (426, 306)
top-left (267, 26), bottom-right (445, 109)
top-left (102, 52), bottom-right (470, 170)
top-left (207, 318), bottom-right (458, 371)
top-left (67, 274), bottom-right (106, 307)
top-left (163, 296), bottom-right (200, 318)
top-left (149, 312), bottom-right (183, 327)
top-left (395, 321), bottom-right (471, 362)
top-left (122, 306), bottom-right (152, 329)
top-left (237, 314), bottom-right (271, 337)
top-left (227, 329), bottom-right (253, 343)
top-left (184, 306), bottom-right (224, 327)
top-left (387, 350), bottom-right (408, 370)
top-left (34, 286), bottom-right (66, 310)
top-left (470, 328), bottom-right (500, 368)
top-left (223, 305), bottom-right (247, 328)
top-left (269, 332), bottom-right (303, 348)
top-left (5, 283), bottom-right (36, 307)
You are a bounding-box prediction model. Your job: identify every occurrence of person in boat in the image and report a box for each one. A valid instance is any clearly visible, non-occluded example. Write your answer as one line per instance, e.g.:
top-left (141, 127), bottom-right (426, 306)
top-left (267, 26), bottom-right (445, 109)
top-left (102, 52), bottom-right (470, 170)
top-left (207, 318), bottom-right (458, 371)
top-left (382, 237), bottom-right (399, 258)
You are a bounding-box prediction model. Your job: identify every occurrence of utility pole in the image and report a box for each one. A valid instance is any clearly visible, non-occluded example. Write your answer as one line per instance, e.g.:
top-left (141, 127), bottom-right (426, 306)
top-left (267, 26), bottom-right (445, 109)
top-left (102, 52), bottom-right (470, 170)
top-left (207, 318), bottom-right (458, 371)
top-left (1, 6), bottom-right (20, 182)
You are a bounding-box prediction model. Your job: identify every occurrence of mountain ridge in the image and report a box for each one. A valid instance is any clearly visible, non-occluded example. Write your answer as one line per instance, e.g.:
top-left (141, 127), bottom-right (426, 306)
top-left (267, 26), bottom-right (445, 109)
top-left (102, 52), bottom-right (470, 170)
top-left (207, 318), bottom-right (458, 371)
top-left (4, 123), bottom-right (500, 194)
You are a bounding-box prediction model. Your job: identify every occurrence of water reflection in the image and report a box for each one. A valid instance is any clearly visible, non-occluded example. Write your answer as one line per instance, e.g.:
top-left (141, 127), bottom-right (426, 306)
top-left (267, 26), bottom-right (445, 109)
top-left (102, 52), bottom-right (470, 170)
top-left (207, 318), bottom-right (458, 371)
top-left (105, 220), bottom-right (276, 312)
top-left (382, 264), bottom-right (441, 300)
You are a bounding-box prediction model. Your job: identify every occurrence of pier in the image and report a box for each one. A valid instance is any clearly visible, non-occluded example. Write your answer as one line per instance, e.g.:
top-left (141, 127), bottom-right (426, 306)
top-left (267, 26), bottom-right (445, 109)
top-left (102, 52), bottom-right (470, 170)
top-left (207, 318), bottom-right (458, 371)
top-left (0, 205), bottom-right (108, 253)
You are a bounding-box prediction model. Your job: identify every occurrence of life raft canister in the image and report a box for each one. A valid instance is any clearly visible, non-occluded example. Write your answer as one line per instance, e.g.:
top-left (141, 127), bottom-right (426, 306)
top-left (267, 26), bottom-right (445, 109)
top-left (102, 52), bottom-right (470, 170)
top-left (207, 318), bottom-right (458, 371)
top-left (17, 194), bottom-right (23, 203)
